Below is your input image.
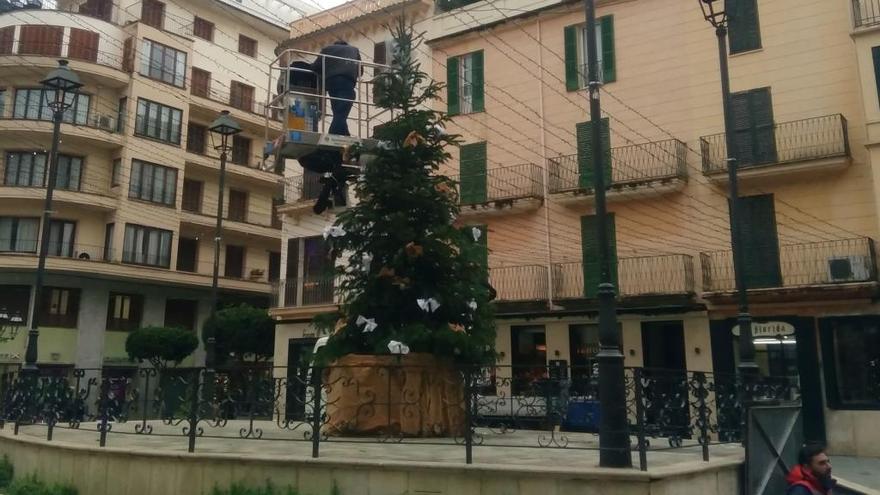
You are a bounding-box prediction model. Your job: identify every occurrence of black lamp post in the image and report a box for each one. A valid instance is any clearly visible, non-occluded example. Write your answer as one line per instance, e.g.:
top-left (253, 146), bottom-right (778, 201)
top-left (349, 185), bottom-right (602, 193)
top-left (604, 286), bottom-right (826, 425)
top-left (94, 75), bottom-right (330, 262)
top-left (0, 308), bottom-right (24, 344)
top-left (206, 110), bottom-right (242, 370)
top-left (23, 60), bottom-right (82, 374)
top-left (698, 0), bottom-right (760, 381)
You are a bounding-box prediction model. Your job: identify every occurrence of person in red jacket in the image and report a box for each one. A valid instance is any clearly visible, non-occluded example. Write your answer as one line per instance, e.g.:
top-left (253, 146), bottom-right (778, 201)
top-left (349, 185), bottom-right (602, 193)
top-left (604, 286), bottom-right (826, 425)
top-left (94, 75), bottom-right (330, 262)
top-left (786, 443), bottom-right (836, 495)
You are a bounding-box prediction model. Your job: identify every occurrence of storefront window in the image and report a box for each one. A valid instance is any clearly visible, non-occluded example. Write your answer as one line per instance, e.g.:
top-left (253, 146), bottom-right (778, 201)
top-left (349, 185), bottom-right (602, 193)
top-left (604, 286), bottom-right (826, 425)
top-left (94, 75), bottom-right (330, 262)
top-left (510, 325), bottom-right (547, 395)
top-left (821, 316), bottom-right (880, 409)
top-left (569, 324), bottom-right (598, 397)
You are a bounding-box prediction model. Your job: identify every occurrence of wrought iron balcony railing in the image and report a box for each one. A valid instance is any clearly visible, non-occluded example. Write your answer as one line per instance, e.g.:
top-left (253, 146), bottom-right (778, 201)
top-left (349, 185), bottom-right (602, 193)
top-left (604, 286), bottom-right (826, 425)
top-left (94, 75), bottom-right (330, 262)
top-left (272, 276), bottom-right (336, 308)
top-left (700, 237), bottom-right (877, 292)
top-left (490, 265), bottom-right (549, 302)
top-left (452, 163), bottom-right (544, 207)
top-left (282, 173), bottom-right (329, 204)
top-left (552, 255), bottom-right (695, 299)
top-left (853, 0), bottom-right (880, 27)
top-left (548, 139), bottom-right (686, 194)
top-left (699, 114), bottom-right (849, 174)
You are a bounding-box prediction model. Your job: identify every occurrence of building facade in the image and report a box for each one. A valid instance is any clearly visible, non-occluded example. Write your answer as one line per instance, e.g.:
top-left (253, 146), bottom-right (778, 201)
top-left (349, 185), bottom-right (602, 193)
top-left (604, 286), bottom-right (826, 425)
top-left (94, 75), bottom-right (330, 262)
top-left (0, 0), bottom-right (303, 373)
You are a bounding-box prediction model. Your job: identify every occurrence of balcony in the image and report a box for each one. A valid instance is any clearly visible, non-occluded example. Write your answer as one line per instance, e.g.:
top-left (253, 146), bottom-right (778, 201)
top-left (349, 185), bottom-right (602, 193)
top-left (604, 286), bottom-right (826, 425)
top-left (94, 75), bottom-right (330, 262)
top-left (0, 114), bottom-right (124, 149)
top-left (490, 265), bottom-right (549, 302)
top-left (271, 276), bottom-right (338, 320)
top-left (552, 255), bottom-right (696, 300)
top-left (699, 114), bottom-right (849, 180)
top-left (183, 148), bottom-right (281, 184)
top-left (853, 0), bottom-right (880, 28)
top-left (188, 84), bottom-right (281, 131)
top-left (700, 237), bottom-right (878, 299)
top-left (278, 173), bottom-right (349, 217)
top-left (179, 210), bottom-right (280, 241)
top-left (548, 139), bottom-right (686, 204)
top-left (453, 163), bottom-right (544, 216)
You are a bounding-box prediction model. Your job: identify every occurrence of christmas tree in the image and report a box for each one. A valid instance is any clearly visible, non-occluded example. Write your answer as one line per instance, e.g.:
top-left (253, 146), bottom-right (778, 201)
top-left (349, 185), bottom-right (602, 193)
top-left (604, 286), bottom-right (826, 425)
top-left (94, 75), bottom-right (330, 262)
top-left (316, 19), bottom-right (495, 366)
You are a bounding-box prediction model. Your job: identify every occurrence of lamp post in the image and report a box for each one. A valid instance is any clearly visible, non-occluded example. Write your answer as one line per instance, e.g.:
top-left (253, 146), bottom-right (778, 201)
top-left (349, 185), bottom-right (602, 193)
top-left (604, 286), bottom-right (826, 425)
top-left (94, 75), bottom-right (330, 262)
top-left (206, 110), bottom-right (242, 370)
top-left (698, 0), bottom-right (760, 382)
top-left (23, 60), bottom-right (82, 374)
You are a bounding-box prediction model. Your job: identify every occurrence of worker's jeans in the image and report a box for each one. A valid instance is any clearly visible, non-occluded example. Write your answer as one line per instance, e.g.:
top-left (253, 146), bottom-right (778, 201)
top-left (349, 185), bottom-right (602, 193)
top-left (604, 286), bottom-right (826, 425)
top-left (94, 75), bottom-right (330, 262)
top-left (325, 75), bottom-right (356, 136)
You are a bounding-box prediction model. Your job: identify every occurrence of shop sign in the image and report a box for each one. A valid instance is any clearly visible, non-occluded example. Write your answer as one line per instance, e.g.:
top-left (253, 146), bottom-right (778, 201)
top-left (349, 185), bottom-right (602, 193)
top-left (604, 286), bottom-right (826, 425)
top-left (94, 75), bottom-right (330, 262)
top-left (732, 321), bottom-right (795, 338)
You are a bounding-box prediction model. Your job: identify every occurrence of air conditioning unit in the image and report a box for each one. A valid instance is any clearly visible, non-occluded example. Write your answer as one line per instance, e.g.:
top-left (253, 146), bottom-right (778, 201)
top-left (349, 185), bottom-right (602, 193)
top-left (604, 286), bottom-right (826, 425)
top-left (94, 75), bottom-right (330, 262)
top-left (93, 114), bottom-right (116, 132)
top-left (827, 256), bottom-right (871, 282)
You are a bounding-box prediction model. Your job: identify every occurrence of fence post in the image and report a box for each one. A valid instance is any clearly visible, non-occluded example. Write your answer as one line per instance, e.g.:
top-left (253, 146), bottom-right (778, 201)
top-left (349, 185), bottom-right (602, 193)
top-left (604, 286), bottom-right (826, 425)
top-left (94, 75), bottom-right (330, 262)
top-left (464, 367), bottom-right (473, 464)
top-left (98, 377), bottom-right (110, 447)
top-left (694, 371), bottom-right (710, 462)
top-left (310, 364), bottom-right (322, 458)
top-left (187, 368), bottom-right (202, 453)
top-left (632, 368), bottom-right (648, 471)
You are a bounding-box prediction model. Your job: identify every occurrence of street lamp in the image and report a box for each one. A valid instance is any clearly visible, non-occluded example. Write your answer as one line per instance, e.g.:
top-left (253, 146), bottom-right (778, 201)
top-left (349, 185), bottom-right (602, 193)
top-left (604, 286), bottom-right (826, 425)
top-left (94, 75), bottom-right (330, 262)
top-left (698, 0), bottom-right (760, 381)
top-left (23, 60), bottom-right (82, 374)
top-left (206, 110), bottom-right (242, 370)
top-left (0, 309), bottom-right (24, 343)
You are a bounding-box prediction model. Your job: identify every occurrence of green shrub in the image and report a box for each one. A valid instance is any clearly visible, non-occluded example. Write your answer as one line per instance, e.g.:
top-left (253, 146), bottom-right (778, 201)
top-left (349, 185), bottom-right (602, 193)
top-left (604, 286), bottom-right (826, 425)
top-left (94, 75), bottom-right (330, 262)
top-left (7, 474), bottom-right (77, 495)
top-left (126, 326), bottom-right (199, 369)
top-left (210, 482), bottom-right (298, 495)
top-left (0, 455), bottom-right (13, 488)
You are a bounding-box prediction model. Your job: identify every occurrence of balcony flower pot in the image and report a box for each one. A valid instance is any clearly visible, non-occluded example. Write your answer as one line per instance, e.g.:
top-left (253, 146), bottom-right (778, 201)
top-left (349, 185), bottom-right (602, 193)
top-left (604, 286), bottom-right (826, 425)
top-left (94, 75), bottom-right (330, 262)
top-left (322, 353), bottom-right (465, 438)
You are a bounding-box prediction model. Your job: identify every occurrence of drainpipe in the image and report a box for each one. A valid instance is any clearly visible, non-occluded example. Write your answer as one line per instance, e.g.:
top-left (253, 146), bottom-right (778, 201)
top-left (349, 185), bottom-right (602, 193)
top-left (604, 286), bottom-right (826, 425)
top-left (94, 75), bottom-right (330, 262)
top-left (537, 18), bottom-right (556, 310)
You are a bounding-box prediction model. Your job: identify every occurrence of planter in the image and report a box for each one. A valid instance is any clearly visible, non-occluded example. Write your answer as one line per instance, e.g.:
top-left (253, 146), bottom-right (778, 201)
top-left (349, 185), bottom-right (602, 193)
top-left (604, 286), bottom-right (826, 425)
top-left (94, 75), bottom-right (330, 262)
top-left (322, 353), bottom-right (465, 437)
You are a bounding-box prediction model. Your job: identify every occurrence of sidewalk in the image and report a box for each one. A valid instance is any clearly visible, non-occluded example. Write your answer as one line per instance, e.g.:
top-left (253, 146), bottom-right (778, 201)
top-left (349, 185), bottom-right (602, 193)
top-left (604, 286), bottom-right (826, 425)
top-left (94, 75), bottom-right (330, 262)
top-left (834, 456), bottom-right (880, 494)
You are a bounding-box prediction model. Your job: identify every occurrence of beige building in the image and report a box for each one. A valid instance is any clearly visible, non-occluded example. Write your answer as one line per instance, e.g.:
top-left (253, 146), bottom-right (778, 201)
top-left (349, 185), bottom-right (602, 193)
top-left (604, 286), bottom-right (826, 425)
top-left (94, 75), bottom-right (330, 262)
top-left (0, 0), bottom-right (307, 371)
top-left (269, 0), bottom-right (880, 456)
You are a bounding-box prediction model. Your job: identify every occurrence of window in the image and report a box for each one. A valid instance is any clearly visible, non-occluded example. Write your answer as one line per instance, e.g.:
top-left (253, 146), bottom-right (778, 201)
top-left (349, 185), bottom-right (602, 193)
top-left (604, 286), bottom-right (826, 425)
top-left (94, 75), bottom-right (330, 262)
top-left (0, 88), bottom-right (5, 118)
top-left (564, 16), bottom-right (616, 90)
top-left (459, 142), bottom-right (487, 205)
top-left (176, 237), bottom-right (198, 272)
top-left (111, 158), bottom-right (121, 187)
top-left (731, 87), bottom-right (777, 166)
top-left (224, 244), bottom-right (245, 278)
top-left (446, 51), bottom-right (483, 116)
top-left (231, 135), bottom-right (251, 165)
top-left (13, 88), bottom-right (91, 125)
top-left (230, 81), bottom-right (255, 113)
top-left (17, 25), bottom-right (63, 57)
top-left (139, 39), bottom-right (187, 87)
top-left (47, 219), bottom-right (76, 257)
top-left (129, 159), bottom-right (178, 206)
top-left (728, 0), bottom-right (761, 54)
top-left (68, 28), bottom-right (99, 63)
top-left (192, 17), bottom-right (214, 42)
top-left (186, 122), bottom-right (207, 154)
top-left (511, 325), bottom-right (547, 395)
top-left (820, 316), bottom-right (880, 409)
top-left (116, 97), bottom-right (127, 133)
top-left (104, 223), bottom-right (114, 260)
top-left (0, 26), bottom-right (13, 55)
top-left (227, 189), bottom-right (248, 222)
top-left (238, 35), bottom-right (256, 57)
top-left (268, 251), bottom-right (280, 282)
top-left (190, 68), bottom-right (210, 99)
top-left (4, 152), bottom-right (81, 190)
top-left (181, 179), bottom-right (202, 212)
top-left (141, 0), bottom-right (165, 29)
top-left (107, 293), bottom-right (143, 331)
top-left (164, 299), bottom-right (197, 331)
top-left (40, 287), bottom-right (80, 328)
top-left (78, 0), bottom-right (113, 22)
top-left (122, 224), bottom-right (173, 267)
top-left (0, 217), bottom-right (39, 252)
top-left (0, 285), bottom-right (30, 321)
top-left (135, 98), bottom-right (182, 144)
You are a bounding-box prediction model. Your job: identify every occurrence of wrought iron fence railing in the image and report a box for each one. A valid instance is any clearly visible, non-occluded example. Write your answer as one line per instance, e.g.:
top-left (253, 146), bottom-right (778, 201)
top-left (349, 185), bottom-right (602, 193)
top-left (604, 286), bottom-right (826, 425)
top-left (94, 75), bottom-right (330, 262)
top-left (450, 163), bottom-right (544, 206)
top-left (552, 255), bottom-right (695, 299)
top-left (272, 276), bottom-right (336, 308)
top-left (853, 0), bottom-right (880, 27)
top-left (700, 237), bottom-right (877, 292)
top-left (699, 114), bottom-right (849, 174)
top-left (0, 364), bottom-right (800, 471)
top-left (282, 173), bottom-right (332, 204)
top-left (490, 265), bottom-right (548, 301)
top-left (547, 139), bottom-right (686, 194)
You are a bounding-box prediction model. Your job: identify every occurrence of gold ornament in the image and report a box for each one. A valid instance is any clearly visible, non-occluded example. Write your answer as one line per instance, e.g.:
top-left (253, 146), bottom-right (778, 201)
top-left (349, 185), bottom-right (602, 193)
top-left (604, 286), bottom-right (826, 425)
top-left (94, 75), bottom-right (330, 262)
top-left (377, 266), bottom-right (396, 278)
top-left (449, 323), bottom-right (465, 333)
top-left (403, 131), bottom-right (425, 148)
top-left (405, 242), bottom-right (424, 258)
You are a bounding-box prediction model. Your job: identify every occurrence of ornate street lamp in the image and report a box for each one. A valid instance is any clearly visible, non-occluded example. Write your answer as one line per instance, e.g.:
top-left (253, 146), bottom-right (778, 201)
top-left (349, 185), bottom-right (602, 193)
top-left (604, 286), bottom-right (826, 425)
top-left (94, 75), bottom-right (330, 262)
top-left (0, 309), bottom-right (24, 343)
top-left (206, 110), bottom-right (242, 370)
top-left (23, 60), bottom-right (82, 374)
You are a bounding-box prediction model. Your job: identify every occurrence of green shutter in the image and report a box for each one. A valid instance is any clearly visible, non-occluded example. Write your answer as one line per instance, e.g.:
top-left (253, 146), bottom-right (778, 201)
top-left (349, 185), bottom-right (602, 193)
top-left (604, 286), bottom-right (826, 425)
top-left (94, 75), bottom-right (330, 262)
top-left (873, 47), bottom-right (880, 108)
top-left (581, 214), bottom-right (617, 298)
top-left (471, 50), bottom-right (484, 113)
top-left (576, 117), bottom-right (612, 190)
top-left (447, 56), bottom-right (459, 116)
top-left (564, 25), bottom-right (579, 91)
top-left (460, 142), bottom-right (487, 205)
top-left (737, 195), bottom-right (781, 289)
top-left (600, 16), bottom-right (616, 83)
top-left (731, 88), bottom-right (776, 167)
top-left (728, 0), bottom-right (761, 54)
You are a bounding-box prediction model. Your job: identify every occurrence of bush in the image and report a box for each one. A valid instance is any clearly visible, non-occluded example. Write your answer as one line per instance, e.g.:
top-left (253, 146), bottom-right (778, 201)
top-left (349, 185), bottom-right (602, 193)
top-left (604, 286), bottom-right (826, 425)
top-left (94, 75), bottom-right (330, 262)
top-left (0, 455), bottom-right (13, 488)
top-left (210, 482), bottom-right (298, 495)
top-left (202, 304), bottom-right (274, 363)
top-left (7, 474), bottom-right (77, 495)
top-left (125, 326), bottom-right (199, 369)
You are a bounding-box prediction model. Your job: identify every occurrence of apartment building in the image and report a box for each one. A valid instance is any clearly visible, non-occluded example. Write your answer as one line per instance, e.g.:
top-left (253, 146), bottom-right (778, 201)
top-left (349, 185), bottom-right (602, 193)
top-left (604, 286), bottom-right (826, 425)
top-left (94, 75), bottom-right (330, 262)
top-left (0, 0), bottom-right (307, 373)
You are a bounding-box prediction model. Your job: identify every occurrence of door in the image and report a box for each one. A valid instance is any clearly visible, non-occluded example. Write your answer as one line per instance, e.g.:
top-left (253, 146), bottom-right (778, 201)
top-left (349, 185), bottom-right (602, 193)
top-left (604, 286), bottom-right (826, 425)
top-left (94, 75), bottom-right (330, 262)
top-left (285, 338), bottom-right (316, 421)
top-left (176, 237), bottom-right (198, 272)
top-left (581, 214), bottom-right (617, 298)
top-left (640, 321), bottom-right (689, 439)
top-left (739, 195), bottom-right (782, 289)
top-left (228, 189), bottom-right (248, 222)
top-left (302, 237), bottom-right (332, 304)
top-left (47, 220), bottom-right (76, 257)
top-left (459, 142), bottom-right (487, 204)
top-left (224, 244), bottom-right (245, 278)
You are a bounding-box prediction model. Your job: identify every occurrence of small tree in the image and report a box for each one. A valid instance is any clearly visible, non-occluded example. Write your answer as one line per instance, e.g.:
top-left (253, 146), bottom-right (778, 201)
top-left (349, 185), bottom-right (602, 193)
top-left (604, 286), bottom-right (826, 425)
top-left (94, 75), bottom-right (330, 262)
top-left (125, 326), bottom-right (199, 369)
top-left (201, 304), bottom-right (275, 364)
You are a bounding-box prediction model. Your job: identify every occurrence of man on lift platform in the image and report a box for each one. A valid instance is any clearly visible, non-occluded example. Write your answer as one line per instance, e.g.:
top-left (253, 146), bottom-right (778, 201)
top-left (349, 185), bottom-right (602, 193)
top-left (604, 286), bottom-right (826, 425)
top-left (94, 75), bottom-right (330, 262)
top-left (312, 40), bottom-right (362, 137)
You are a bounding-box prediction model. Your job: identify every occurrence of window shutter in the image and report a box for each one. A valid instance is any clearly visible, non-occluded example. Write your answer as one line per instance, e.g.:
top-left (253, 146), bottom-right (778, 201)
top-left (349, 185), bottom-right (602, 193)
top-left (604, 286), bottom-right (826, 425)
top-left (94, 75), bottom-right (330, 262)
top-left (564, 25), bottom-right (579, 91)
top-left (738, 195), bottom-right (781, 288)
top-left (191, 68), bottom-right (210, 98)
top-left (576, 117), bottom-right (612, 190)
top-left (0, 27), bottom-right (13, 55)
top-left (730, 92), bottom-right (753, 165)
top-left (446, 56), bottom-right (459, 116)
top-left (874, 47), bottom-right (880, 109)
top-left (727, 0), bottom-right (761, 54)
top-left (750, 88), bottom-right (777, 164)
top-left (373, 41), bottom-right (386, 66)
top-left (600, 16), bottom-right (616, 83)
top-left (581, 214), bottom-right (617, 298)
top-left (68, 28), bottom-right (99, 62)
top-left (122, 37), bottom-right (133, 72)
top-left (471, 50), bottom-right (484, 113)
top-left (459, 142), bottom-right (487, 205)
top-left (230, 81), bottom-right (241, 108)
top-left (19, 26), bottom-right (62, 57)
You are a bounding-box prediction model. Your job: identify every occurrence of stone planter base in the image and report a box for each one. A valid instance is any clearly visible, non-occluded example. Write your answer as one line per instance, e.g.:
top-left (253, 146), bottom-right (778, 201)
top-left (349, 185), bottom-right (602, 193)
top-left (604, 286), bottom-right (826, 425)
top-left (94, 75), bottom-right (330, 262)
top-left (323, 353), bottom-right (465, 437)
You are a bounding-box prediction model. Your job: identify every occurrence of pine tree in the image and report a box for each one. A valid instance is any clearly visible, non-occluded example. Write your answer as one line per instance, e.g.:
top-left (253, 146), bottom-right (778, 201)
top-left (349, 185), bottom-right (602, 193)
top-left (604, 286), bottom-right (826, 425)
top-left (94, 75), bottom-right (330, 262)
top-left (316, 19), bottom-right (495, 365)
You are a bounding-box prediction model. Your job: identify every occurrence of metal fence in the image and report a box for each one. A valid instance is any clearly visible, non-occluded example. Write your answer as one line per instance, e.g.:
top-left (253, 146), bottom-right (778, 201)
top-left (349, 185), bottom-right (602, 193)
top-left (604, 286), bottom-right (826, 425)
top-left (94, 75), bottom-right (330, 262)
top-left (699, 114), bottom-right (849, 174)
top-left (547, 139), bottom-right (686, 194)
top-left (700, 237), bottom-right (877, 292)
top-left (489, 265), bottom-right (548, 301)
top-left (853, 0), bottom-right (880, 27)
top-left (282, 174), bottom-right (327, 204)
top-left (0, 364), bottom-right (800, 470)
top-left (272, 276), bottom-right (336, 308)
top-left (452, 163), bottom-right (544, 206)
top-left (552, 255), bottom-right (695, 299)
